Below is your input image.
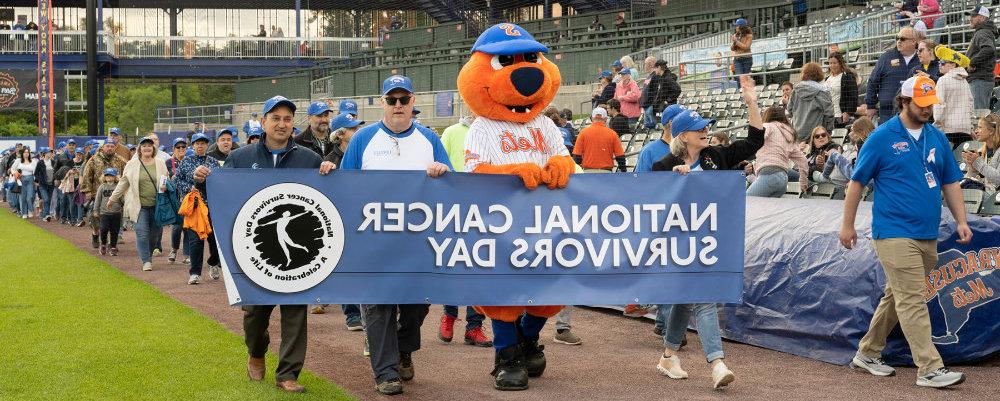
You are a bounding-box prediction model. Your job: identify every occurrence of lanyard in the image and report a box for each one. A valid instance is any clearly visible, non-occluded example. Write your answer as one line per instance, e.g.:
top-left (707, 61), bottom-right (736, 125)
top-left (904, 127), bottom-right (930, 173)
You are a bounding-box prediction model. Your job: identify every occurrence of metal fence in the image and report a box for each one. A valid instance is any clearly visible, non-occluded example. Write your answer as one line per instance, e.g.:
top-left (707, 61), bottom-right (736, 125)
top-left (0, 30), bottom-right (377, 59)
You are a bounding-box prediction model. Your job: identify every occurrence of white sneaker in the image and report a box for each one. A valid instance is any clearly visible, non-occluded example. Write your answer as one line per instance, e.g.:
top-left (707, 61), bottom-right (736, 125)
top-left (167, 250), bottom-right (177, 263)
top-left (712, 361), bottom-right (735, 389)
top-left (27, 212), bottom-right (33, 218)
top-left (142, 262), bottom-right (153, 271)
top-left (656, 354), bottom-right (688, 379)
top-left (22, 215), bottom-right (27, 219)
top-left (187, 274), bottom-right (200, 285)
top-left (209, 265), bottom-right (221, 280)
top-left (850, 352), bottom-right (896, 376)
top-left (183, 257), bottom-right (190, 264)
top-left (916, 368), bottom-right (965, 388)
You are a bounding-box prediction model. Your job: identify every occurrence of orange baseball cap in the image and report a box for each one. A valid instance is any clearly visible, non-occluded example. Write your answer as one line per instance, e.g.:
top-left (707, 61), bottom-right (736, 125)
top-left (900, 75), bottom-right (939, 107)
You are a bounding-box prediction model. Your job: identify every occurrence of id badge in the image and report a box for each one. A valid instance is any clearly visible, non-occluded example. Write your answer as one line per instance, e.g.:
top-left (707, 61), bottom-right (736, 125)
top-left (925, 171), bottom-right (937, 188)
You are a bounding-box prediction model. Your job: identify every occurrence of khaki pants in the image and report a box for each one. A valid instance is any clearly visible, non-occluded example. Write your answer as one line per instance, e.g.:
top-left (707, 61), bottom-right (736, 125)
top-left (858, 238), bottom-right (944, 376)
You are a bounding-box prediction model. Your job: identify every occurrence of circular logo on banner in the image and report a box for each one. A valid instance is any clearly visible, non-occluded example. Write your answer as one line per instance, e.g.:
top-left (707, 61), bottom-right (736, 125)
top-left (0, 73), bottom-right (20, 109)
top-left (232, 183), bottom-right (345, 293)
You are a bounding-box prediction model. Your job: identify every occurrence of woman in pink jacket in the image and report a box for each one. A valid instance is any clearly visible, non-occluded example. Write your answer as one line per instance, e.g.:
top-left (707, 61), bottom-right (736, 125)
top-left (614, 69), bottom-right (642, 125)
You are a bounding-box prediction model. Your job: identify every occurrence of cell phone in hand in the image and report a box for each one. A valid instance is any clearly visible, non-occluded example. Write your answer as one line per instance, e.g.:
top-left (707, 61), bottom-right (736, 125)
top-left (961, 141), bottom-right (985, 153)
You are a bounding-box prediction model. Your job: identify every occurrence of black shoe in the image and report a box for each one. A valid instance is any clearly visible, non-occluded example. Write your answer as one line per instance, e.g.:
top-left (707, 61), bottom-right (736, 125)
top-left (91, 234), bottom-right (99, 249)
top-left (399, 352), bottom-right (414, 381)
top-left (492, 346), bottom-right (529, 391)
top-left (653, 326), bottom-right (664, 337)
top-left (520, 340), bottom-right (546, 378)
top-left (375, 379), bottom-right (403, 395)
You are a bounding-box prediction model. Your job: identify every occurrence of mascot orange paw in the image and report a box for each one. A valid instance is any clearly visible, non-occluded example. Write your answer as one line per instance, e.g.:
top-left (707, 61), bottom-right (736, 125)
top-left (473, 163), bottom-right (543, 190)
top-left (540, 156), bottom-right (575, 189)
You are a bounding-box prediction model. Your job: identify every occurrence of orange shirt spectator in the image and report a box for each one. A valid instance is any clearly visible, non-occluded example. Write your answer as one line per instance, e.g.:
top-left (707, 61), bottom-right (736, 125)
top-left (573, 108), bottom-right (627, 172)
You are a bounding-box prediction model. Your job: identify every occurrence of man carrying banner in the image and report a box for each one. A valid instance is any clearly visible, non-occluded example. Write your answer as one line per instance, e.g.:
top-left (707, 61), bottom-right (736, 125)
top-left (840, 76), bottom-right (970, 388)
top-left (193, 95), bottom-right (335, 393)
top-left (339, 74), bottom-right (452, 396)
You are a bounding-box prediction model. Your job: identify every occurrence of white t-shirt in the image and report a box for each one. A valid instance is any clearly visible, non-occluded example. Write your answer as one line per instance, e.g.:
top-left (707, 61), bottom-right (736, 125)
top-left (824, 73), bottom-right (843, 116)
top-left (903, 53), bottom-right (915, 65)
top-left (906, 126), bottom-right (922, 141)
top-left (463, 114), bottom-right (570, 172)
top-left (13, 159), bottom-right (38, 175)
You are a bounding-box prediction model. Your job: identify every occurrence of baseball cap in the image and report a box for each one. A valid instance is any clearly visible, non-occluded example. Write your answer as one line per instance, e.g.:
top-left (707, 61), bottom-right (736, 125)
top-left (660, 104), bottom-right (688, 126)
top-left (67, 138), bottom-right (76, 144)
top-left (735, 18), bottom-right (747, 26)
top-left (190, 133), bottom-right (210, 143)
top-left (307, 101), bottom-right (332, 116)
top-left (338, 99), bottom-right (358, 115)
top-left (900, 75), bottom-right (939, 107)
top-left (330, 112), bottom-right (365, 131)
top-left (247, 125), bottom-right (264, 139)
top-left (127, 144), bottom-right (136, 150)
top-left (251, 112), bottom-right (259, 117)
top-left (591, 107), bottom-right (608, 119)
top-left (56, 141), bottom-right (66, 148)
top-left (293, 127), bottom-right (301, 135)
top-left (598, 70), bottom-right (612, 79)
top-left (103, 168), bottom-right (118, 176)
top-left (39, 146), bottom-right (50, 153)
top-left (671, 110), bottom-right (716, 137)
top-left (109, 127), bottom-right (121, 135)
top-left (471, 23), bottom-right (548, 56)
top-left (172, 137), bottom-right (188, 147)
top-left (619, 68), bottom-right (631, 75)
top-left (967, 6), bottom-right (990, 17)
top-left (611, 60), bottom-right (623, 68)
top-left (216, 127), bottom-right (235, 139)
top-left (262, 95), bottom-right (297, 116)
top-left (382, 75), bottom-right (414, 95)
top-left (935, 45), bottom-right (971, 68)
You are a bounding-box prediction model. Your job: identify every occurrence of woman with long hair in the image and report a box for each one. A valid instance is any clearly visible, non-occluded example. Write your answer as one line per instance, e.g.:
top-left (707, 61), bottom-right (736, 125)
top-left (961, 113), bottom-right (1000, 191)
top-left (823, 116), bottom-right (876, 187)
top-left (11, 147), bottom-right (38, 218)
top-left (731, 19), bottom-right (754, 75)
top-left (746, 106), bottom-right (809, 197)
top-left (108, 136), bottom-right (170, 272)
top-left (805, 126), bottom-right (837, 178)
top-left (825, 52), bottom-right (860, 127)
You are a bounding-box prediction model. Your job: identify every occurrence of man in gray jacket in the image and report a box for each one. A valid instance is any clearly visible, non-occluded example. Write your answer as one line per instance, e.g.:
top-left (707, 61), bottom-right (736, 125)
top-left (965, 6), bottom-right (997, 109)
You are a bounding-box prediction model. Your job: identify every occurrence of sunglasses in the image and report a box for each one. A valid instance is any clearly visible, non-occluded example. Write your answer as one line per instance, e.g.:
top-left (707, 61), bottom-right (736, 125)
top-left (815, 133), bottom-right (829, 138)
top-left (384, 96), bottom-right (412, 106)
top-left (174, 145), bottom-right (187, 149)
top-left (896, 36), bottom-right (914, 41)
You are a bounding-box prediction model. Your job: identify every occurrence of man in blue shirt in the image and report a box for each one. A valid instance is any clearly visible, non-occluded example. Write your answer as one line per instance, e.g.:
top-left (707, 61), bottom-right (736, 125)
top-left (635, 104), bottom-right (685, 172)
top-left (865, 27), bottom-right (922, 125)
top-left (840, 76), bottom-right (971, 389)
top-left (341, 75), bottom-right (451, 396)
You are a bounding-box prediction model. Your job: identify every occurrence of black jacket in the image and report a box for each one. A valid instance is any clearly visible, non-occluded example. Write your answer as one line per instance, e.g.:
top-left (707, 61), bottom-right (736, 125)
top-left (838, 70), bottom-right (860, 117)
top-left (652, 125), bottom-right (764, 171)
top-left (608, 114), bottom-right (632, 136)
top-left (640, 73), bottom-right (662, 108)
top-left (224, 137), bottom-right (322, 169)
top-left (657, 70), bottom-right (681, 107)
top-left (53, 150), bottom-right (77, 176)
top-left (294, 126), bottom-right (333, 158)
top-left (206, 147), bottom-right (230, 163)
top-left (323, 145), bottom-right (346, 166)
top-left (35, 159), bottom-right (50, 185)
top-left (592, 82), bottom-right (617, 108)
top-left (967, 19), bottom-right (997, 82)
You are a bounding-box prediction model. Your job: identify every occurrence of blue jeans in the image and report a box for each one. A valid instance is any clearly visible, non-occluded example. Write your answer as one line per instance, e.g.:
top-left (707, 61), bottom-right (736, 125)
top-left (52, 187), bottom-right (62, 218)
top-left (654, 304), bottom-right (674, 332)
top-left (18, 175), bottom-right (35, 215)
top-left (734, 56), bottom-right (752, 75)
top-left (969, 79), bottom-right (993, 110)
top-left (341, 304), bottom-right (360, 323)
top-left (38, 183), bottom-right (54, 217)
top-left (443, 305), bottom-right (484, 330)
top-left (7, 187), bottom-right (19, 214)
top-left (134, 206), bottom-right (159, 263)
top-left (746, 169), bottom-right (788, 198)
top-left (663, 303), bottom-right (725, 362)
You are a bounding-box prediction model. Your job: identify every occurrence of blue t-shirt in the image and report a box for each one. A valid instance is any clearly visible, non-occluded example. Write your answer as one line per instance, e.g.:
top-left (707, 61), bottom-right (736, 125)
top-left (340, 121), bottom-right (453, 171)
top-left (850, 116), bottom-right (963, 240)
top-left (635, 139), bottom-right (671, 172)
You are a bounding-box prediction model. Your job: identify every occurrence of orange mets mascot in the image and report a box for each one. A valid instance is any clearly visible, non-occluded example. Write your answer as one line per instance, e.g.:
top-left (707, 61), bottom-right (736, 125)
top-left (458, 22), bottom-right (575, 391)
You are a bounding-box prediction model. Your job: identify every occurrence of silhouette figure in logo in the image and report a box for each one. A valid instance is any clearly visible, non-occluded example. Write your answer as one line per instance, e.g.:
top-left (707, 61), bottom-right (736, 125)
top-left (253, 204), bottom-right (323, 271)
top-left (260, 211), bottom-right (310, 267)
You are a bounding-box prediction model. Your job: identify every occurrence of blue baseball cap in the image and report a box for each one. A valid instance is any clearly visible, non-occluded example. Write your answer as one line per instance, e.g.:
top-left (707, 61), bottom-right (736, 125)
top-left (471, 23), bottom-right (548, 56)
top-left (307, 101), bottom-right (332, 116)
top-left (338, 99), bottom-right (358, 115)
top-left (103, 168), bottom-right (118, 176)
top-left (619, 68), bottom-right (631, 75)
top-left (216, 127), bottom-right (236, 139)
top-left (262, 95), bottom-right (296, 116)
top-left (109, 127), bottom-right (121, 135)
top-left (611, 60), bottom-right (623, 68)
top-left (127, 144), bottom-right (136, 150)
top-left (172, 137), bottom-right (188, 147)
top-left (382, 75), bottom-right (414, 95)
top-left (88, 147), bottom-right (97, 155)
top-left (735, 18), bottom-right (747, 26)
top-left (293, 127), bottom-right (301, 135)
top-left (56, 141), bottom-right (66, 148)
top-left (247, 125), bottom-right (264, 139)
top-left (67, 139), bottom-right (76, 144)
top-left (330, 113), bottom-right (365, 131)
top-left (598, 70), bottom-right (612, 79)
top-left (671, 109), bottom-right (716, 137)
top-left (190, 133), bottom-right (210, 143)
top-left (660, 104), bottom-right (688, 126)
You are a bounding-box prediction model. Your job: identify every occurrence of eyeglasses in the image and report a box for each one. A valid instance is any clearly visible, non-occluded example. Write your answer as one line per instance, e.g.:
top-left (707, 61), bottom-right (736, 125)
top-left (384, 96), bottom-right (412, 106)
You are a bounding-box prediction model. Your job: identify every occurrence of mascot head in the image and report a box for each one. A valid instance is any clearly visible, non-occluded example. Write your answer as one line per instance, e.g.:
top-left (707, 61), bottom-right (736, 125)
top-left (457, 23), bottom-right (561, 124)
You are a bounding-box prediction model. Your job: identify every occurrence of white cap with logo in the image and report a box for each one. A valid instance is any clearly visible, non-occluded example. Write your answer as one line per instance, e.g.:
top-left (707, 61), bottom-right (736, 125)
top-left (591, 107), bottom-right (608, 119)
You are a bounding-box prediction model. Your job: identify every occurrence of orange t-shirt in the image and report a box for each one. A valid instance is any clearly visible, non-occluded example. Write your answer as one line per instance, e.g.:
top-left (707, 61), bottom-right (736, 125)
top-left (573, 121), bottom-right (625, 169)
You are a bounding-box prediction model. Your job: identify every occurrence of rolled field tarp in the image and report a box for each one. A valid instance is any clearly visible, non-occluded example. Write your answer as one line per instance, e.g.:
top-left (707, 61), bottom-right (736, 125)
top-left (720, 197), bottom-right (1000, 366)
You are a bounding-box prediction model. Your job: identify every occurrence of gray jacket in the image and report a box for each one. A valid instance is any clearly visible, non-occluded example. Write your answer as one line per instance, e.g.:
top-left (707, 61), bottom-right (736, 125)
top-left (966, 19), bottom-right (997, 82)
top-left (788, 80), bottom-right (835, 141)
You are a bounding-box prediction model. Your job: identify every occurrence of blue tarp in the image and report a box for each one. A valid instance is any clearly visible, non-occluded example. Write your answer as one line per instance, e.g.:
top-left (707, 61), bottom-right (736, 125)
top-left (722, 197), bottom-right (1000, 366)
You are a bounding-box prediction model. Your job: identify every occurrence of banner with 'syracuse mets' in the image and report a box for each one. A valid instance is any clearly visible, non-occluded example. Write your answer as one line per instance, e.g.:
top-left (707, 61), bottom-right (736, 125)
top-left (206, 170), bottom-right (746, 306)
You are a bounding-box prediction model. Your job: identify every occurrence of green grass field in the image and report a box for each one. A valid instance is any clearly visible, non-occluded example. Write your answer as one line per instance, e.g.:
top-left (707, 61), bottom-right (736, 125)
top-left (0, 211), bottom-right (356, 401)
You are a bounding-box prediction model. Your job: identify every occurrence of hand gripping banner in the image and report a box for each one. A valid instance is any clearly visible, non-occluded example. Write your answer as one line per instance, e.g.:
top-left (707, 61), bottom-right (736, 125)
top-left (206, 170), bottom-right (746, 306)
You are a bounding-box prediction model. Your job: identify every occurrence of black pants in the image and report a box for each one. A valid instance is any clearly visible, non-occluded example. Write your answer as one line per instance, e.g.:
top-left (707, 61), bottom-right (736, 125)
top-left (362, 304), bottom-right (430, 383)
top-left (187, 228), bottom-right (219, 276)
top-left (243, 305), bottom-right (308, 382)
top-left (100, 213), bottom-right (122, 247)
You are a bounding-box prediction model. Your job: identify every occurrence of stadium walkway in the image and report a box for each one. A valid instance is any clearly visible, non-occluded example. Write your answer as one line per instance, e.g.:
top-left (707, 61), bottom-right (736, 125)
top-left (35, 219), bottom-right (999, 400)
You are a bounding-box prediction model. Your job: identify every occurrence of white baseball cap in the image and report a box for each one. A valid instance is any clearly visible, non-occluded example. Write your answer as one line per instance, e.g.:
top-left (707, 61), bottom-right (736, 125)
top-left (967, 6), bottom-right (990, 18)
top-left (591, 107), bottom-right (608, 119)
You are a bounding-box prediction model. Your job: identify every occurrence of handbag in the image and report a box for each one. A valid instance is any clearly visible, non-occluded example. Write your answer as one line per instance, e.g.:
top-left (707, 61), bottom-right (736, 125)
top-left (154, 180), bottom-right (182, 226)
